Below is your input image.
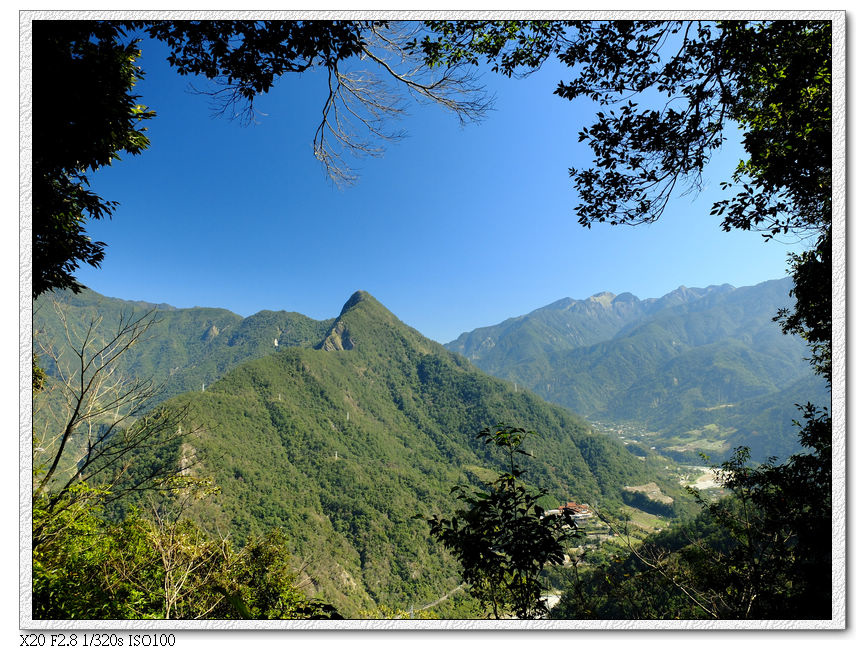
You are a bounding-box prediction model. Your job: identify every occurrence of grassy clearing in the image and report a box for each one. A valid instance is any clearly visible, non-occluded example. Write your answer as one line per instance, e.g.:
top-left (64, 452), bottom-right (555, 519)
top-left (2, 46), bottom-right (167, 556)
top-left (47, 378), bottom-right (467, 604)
top-left (618, 505), bottom-right (669, 534)
top-left (662, 423), bottom-right (734, 454)
top-left (622, 481), bottom-right (674, 504)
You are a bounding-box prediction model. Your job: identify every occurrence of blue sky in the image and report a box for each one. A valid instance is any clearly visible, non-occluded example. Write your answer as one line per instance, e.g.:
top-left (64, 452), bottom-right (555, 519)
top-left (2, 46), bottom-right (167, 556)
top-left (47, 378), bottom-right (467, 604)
top-left (73, 29), bottom-right (804, 344)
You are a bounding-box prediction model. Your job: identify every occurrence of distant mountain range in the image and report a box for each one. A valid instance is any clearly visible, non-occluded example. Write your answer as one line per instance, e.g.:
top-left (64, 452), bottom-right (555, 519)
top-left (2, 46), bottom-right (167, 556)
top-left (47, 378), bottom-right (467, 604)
top-left (34, 289), bottom-right (680, 616)
top-left (445, 278), bottom-right (827, 464)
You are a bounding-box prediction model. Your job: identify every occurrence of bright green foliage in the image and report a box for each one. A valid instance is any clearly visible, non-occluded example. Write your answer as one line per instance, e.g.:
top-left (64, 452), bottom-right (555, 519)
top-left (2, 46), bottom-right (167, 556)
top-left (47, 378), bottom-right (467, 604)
top-left (32, 488), bottom-right (340, 620)
top-left (211, 528), bottom-right (342, 619)
top-left (425, 425), bottom-right (580, 619)
top-left (32, 484), bottom-right (137, 619)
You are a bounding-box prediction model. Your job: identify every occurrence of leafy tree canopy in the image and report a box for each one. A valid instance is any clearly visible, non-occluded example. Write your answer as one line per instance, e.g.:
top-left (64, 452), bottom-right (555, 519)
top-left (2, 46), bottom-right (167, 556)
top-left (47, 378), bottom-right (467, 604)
top-left (425, 425), bottom-right (580, 619)
top-left (33, 487), bottom-right (342, 620)
top-left (413, 20), bottom-right (830, 235)
top-left (413, 19), bottom-right (835, 620)
top-left (138, 21), bottom-right (372, 109)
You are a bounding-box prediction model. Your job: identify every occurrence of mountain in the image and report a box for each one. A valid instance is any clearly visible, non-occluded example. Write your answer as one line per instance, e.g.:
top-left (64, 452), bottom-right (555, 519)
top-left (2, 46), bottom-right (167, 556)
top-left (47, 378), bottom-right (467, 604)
top-left (33, 288), bottom-right (335, 401)
top-left (448, 284), bottom-right (735, 361)
top-left (36, 289), bottom-right (685, 617)
top-left (446, 279), bottom-right (827, 464)
top-left (447, 284), bottom-right (738, 392)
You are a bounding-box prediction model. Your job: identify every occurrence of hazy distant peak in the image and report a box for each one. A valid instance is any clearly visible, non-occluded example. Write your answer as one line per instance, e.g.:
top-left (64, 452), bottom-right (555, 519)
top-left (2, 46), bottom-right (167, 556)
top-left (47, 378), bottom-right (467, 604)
top-left (545, 297), bottom-right (577, 310)
top-left (658, 285), bottom-right (703, 305)
top-left (588, 291), bottom-right (616, 307)
top-left (612, 292), bottom-right (640, 304)
top-left (654, 282), bottom-right (740, 307)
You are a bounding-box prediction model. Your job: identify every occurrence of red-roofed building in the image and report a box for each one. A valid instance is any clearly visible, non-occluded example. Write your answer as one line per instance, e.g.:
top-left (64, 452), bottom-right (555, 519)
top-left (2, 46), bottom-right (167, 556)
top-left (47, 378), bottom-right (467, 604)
top-left (559, 502), bottom-right (593, 520)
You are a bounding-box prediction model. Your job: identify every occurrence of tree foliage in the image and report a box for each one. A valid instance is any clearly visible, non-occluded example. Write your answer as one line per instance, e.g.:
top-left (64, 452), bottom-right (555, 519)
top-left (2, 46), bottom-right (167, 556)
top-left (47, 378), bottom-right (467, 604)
top-left (446, 278), bottom-right (823, 465)
top-left (415, 20), bottom-right (831, 234)
top-left (688, 419), bottom-right (831, 618)
top-left (31, 19), bottom-right (836, 620)
top-left (555, 416), bottom-right (831, 620)
top-left (34, 290), bottom-right (658, 617)
top-left (32, 303), bottom-right (198, 551)
top-left (774, 232), bottom-right (832, 382)
top-left (414, 20), bottom-right (832, 378)
top-left (32, 490), bottom-right (341, 619)
top-left (425, 425), bottom-right (580, 619)
top-left (31, 302), bottom-right (344, 620)
top-left (137, 21), bottom-right (488, 185)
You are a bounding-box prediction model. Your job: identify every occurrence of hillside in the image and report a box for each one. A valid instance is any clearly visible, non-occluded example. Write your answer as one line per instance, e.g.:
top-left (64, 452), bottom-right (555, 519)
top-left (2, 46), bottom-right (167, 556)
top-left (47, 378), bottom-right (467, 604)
top-left (33, 288), bottom-right (335, 401)
top-left (446, 279), bottom-right (827, 464)
top-left (44, 290), bottom-right (684, 616)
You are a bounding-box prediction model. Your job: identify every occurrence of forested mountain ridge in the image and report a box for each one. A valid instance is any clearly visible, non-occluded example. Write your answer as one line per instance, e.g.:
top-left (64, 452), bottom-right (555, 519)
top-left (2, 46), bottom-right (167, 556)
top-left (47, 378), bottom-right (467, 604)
top-left (33, 288), bottom-right (335, 401)
top-left (37, 289), bottom-right (683, 616)
top-left (446, 278), bottom-right (826, 463)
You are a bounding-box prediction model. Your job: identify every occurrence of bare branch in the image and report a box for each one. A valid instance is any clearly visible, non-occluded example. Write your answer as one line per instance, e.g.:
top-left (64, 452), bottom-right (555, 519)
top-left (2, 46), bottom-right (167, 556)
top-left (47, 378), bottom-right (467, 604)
top-left (595, 508), bottom-right (720, 619)
top-left (32, 300), bottom-right (200, 549)
top-left (308, 22), bottom-right (492, 186)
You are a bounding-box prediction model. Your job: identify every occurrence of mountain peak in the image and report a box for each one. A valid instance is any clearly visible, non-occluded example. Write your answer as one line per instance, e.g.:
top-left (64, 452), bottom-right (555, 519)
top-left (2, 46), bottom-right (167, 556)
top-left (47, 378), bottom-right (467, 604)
top-left (320, 290), bottom-right (433, 356)
top-left (322, 291), bottom-right (378, 351)
top-left (612, 291), bottom-right (640, 304)
top-left (339, 290), bottom-right (374, 316)
top-left (546, 297), bottom-right (577, 310)
top-left (588, 291), bottom-right (616, 307)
